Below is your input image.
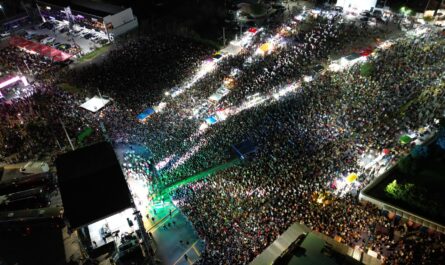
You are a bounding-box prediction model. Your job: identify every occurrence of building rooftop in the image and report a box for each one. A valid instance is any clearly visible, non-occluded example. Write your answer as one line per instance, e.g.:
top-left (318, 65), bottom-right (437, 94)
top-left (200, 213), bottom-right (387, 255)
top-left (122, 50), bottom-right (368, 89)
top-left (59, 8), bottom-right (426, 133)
top-left (37, 0), bottom-right (126, 18)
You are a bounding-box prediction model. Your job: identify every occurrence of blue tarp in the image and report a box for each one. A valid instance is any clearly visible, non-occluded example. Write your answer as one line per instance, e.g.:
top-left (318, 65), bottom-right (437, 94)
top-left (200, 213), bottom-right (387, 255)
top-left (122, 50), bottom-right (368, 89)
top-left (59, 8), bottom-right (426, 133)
top-left (137, 108), bottom-right (155, 121)
top-left (205, 116), bottom-right (218, 125)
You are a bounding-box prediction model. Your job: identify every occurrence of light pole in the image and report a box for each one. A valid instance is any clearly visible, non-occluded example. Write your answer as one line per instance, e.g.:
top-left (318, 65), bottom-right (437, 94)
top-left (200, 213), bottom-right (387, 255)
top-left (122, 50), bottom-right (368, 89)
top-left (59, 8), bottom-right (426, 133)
top-left (0, 4), bottom-right (6, 18)
top-left (425, 0), bottom-right (432, 13)
top-left (59, 118), bottom-right (75, 151)
top-left (434, 0), bottom-right (445, 16)
top-left (223, 26), bottom-right (226, 46)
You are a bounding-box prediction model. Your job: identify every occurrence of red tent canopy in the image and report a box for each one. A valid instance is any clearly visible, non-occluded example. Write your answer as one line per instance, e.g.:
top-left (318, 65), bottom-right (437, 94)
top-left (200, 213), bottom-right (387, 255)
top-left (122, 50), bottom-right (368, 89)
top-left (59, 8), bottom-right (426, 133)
top-left (37, 45), bottom-right (51, 54)
top-left (248, 27), bottom-right (257, 33)
top-left (360, 47), bottom-right (374, 57)
top-left (26, 42), bottom-right (41, 51)
top-left (9, 36), bottom-right (27, 46)
top-left (9, 36), bottom-right (73, 62)
top-left (53, 52), bottom-right (73, 62)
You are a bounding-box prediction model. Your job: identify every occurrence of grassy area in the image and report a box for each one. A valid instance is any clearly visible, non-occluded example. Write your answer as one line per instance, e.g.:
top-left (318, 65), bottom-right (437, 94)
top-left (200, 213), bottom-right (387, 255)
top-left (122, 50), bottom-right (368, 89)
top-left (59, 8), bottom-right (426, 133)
top-left (77, 44), bottom-right (111, 63)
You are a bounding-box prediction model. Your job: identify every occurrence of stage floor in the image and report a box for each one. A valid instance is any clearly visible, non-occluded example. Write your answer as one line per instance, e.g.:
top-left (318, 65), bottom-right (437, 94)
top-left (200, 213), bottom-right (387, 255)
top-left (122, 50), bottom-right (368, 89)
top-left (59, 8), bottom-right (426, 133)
top-left (113, 143), bottom-right (205, 264)
top-left (150, 206), bottom-right (204, 265)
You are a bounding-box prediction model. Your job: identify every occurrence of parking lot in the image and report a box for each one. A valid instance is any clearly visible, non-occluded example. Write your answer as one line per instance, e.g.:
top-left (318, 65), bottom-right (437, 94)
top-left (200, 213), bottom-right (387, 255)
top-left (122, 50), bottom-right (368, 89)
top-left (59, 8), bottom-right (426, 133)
top-left (21, 19), bottom-right (110, 57)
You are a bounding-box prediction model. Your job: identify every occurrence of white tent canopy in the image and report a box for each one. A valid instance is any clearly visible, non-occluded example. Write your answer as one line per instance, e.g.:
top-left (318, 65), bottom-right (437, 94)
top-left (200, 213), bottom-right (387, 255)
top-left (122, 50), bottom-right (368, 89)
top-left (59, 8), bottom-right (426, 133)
top-left (221, 41), bottom-right (243, 56)
top-left (80, 96), bottom-right (110, 112)
top-left (209, 86), bottom-right (230, 103)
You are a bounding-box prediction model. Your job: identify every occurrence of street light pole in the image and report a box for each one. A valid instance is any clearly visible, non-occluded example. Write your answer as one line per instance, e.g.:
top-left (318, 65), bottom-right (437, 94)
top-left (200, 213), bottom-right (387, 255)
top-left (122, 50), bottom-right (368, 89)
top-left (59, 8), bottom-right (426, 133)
top-left (434, 0), bottom-right (445, 16)
top-left (59, 118), bottom-right (75, 151)
top-left (0, 4), bottom-right (6, 18)
top-left (425, 0), bottom-right (432, 13)
top-left (223, 26), bottom-right (226, 46)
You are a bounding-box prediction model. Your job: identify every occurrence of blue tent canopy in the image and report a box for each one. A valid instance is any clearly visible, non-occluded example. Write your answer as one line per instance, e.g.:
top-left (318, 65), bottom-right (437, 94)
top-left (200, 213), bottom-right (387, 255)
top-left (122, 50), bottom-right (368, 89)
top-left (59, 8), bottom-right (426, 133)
top-left (205, 116), bottom-right (218, 125)
top-left (137, 108), bottom-right (155, 121)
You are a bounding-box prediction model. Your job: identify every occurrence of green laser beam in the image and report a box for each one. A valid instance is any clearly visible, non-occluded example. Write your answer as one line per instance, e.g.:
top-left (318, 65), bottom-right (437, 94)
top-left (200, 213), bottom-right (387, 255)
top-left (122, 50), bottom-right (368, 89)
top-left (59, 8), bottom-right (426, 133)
top-left (153, 159), bottom-right (240, 200)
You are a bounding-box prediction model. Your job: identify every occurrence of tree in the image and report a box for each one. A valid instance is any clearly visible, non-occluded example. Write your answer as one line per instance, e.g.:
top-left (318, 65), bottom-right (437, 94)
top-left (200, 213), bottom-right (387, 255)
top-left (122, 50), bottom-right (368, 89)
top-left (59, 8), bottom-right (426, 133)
top-left (385, 180), bottom-right (401, 198)
top-left (385, 180), bottom-right (415, 200)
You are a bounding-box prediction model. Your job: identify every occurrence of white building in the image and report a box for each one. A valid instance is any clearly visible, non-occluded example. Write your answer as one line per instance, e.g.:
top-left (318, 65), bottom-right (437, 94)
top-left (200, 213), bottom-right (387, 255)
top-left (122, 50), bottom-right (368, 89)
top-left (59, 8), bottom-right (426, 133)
top-left (336, 0), bottom-right (378, 12)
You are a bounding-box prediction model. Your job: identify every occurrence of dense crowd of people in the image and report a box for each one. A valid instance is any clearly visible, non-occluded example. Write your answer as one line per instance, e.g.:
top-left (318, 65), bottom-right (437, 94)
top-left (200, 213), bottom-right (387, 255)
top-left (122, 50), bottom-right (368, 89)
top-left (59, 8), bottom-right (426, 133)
top-left (172, 33), bottom-right (445, 263)
top-left (66, 35), bottom-right (214, 108)
top-left (1, 7), bottom-right (445, 265)
top-left (150, 14), bottom-right (393, 184)
top-left (168, 16), bottom-right (445, 265)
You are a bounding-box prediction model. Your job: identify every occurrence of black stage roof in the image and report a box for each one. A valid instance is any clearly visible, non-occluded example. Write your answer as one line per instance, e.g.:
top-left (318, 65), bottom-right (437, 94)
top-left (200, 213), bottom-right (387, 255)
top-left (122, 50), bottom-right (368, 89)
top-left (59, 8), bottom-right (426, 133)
top-left (56, 142), bottom-right (132, 229)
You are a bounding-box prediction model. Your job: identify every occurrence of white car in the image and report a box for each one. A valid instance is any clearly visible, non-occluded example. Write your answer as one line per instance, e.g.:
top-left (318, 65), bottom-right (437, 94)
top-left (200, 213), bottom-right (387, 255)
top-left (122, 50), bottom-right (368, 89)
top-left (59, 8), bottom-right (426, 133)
top-left (72, 30), bottom-right (82, 37)
top-left (91, 34), bottom-right (102, 42)
top-left (0, 32), bottom-right (11, 38)
top-left (80, 29), bottom-right (91, 36)
top-left (368, 17), bottom-right (377, 26)
top-left (41, 37), bottom-right (56, 45)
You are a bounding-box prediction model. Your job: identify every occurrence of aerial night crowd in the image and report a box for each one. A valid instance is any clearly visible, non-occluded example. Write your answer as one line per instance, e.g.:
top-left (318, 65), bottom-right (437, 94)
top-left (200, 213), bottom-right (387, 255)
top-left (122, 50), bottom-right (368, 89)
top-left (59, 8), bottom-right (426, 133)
top-left (1, 8), bottom-right (445, 265)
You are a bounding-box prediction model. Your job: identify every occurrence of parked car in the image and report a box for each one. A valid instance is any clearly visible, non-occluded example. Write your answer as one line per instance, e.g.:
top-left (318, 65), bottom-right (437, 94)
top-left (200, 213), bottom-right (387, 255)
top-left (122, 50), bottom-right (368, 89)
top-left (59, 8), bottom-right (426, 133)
top-left (41, 37), bottom-right (56, 45)
top-left (72, 30), bottom-right (82, 37)
top-left (35, 34), bottom-right (47, 41)
top-left (24, 34), bottom-right (34, 40)
top-left (98, 39), bottom-right (109, 45)
top-left (88, 33), bottom-right (96, 39)
top-left (84, 33), bottom-right (93, 39)
top-left (372, 9), bottom-right (383, 18)
top-left (333, 6), bottom-right (343, 13)
top-left (376, 16), bottom-right (388, 23)
top-left (0, 32), bottom-right (10, 38)
top-left (368, 17), bottom-right (377, 26)
top-left (80, 31), bottom-right (90, 38)
top-left (360, 11), bottom-right (371, 17)
top-left (56, 43), bottom-right (71, 50)
top-left (59, 27), bottom-right (69, 33)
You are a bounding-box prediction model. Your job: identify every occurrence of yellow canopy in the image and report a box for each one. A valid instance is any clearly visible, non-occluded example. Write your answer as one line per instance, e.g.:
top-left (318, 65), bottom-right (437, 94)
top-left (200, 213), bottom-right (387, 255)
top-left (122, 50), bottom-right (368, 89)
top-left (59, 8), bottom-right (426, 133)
top-left (259, 43), bottom-right (271, 52)
top-left (346, 173), bottom-right (358, 183)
